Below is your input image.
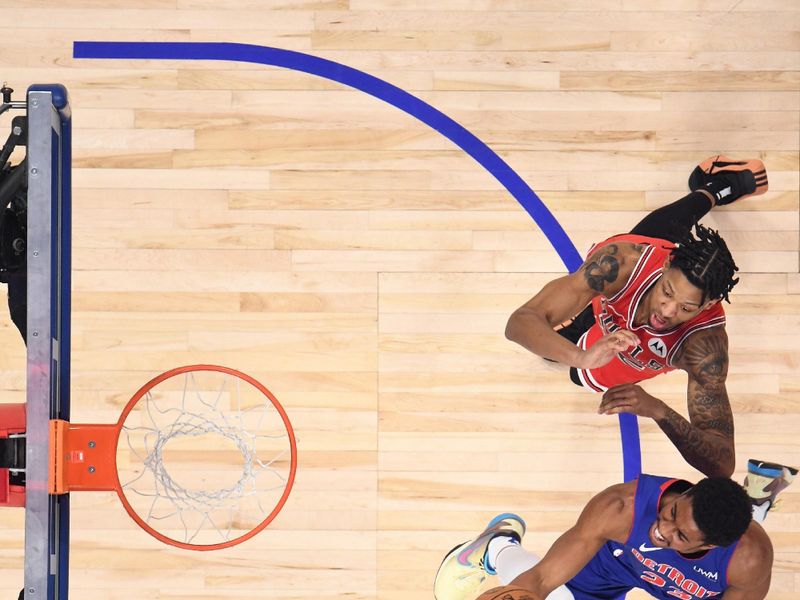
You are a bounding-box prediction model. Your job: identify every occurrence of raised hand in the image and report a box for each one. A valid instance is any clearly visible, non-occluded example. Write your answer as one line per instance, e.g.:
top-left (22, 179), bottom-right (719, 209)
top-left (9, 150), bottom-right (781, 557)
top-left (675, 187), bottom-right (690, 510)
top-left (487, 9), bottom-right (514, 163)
top-left (598, 383), bottom-right (667, 420)
top-left (578, 329), bottom-right (639, 370)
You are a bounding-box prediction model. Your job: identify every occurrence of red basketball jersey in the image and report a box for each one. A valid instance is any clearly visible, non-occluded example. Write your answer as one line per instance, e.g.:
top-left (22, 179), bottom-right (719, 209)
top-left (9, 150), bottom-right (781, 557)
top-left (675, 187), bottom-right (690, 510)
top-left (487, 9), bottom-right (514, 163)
top-left (573, 234), bottom-right (726, 392)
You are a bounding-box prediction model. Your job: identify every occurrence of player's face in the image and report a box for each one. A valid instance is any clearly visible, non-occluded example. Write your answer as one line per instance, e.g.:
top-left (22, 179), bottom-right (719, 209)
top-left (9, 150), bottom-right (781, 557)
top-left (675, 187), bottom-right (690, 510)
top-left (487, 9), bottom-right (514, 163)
top-left (648, 493), bottom-right (715, 554)
top-left (647, 265), bottom-right (715, 331)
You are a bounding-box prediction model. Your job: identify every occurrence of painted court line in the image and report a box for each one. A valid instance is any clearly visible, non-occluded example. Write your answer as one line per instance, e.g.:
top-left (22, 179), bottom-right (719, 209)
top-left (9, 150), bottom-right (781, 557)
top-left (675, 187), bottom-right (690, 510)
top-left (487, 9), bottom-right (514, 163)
top-left (72, 40), bottom-right (642, 481)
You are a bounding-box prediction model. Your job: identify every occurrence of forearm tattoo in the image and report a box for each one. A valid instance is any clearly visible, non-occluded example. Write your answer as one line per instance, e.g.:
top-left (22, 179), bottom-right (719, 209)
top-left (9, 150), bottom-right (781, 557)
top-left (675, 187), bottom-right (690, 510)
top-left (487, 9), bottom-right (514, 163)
top-left (582, 244), bottom-right (620, 292)
top-left (661, 329), bottom-right (735, 477)
top-left (656, 405), bottom-right (735, 477)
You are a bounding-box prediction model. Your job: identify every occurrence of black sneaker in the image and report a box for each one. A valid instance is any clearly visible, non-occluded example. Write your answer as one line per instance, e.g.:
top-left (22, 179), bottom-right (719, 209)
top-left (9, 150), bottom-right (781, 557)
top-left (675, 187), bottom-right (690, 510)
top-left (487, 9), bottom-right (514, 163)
top-left (688, 155), bottom-right (768, 205)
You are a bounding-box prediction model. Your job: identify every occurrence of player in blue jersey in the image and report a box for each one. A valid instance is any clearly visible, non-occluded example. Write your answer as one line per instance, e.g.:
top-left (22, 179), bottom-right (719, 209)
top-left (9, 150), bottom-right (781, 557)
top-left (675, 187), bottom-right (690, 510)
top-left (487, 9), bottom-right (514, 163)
top-left (434, 475), bottom-right (772, 600)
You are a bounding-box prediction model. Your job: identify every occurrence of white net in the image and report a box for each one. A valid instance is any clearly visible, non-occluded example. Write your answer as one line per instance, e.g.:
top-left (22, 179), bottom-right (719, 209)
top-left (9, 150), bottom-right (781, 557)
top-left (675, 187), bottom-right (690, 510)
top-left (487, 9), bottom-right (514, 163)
top-left (116, 368), bottom-right (295, 547)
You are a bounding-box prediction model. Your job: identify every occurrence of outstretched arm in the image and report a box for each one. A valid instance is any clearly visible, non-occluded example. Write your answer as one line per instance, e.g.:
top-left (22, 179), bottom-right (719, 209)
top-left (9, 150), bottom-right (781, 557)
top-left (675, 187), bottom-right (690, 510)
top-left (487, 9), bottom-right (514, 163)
top-left (657, 327), bottom-right (736, 478)
top-left (510, 482), bottom-right (634, 598)
top-left (505, 243), bottom-right (638, 368)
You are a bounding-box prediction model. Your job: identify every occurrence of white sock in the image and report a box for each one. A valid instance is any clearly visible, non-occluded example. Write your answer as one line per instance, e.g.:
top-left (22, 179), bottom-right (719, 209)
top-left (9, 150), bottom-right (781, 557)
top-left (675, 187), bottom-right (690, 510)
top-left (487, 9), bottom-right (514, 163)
top-left (486, 535), bottom-right (519, 572)
top-left (751, 500), bottom-right (770, 524)
top-left (494, 543), bottom-right (540, 584)
top-left (495, 543), bottom-right (576, 600)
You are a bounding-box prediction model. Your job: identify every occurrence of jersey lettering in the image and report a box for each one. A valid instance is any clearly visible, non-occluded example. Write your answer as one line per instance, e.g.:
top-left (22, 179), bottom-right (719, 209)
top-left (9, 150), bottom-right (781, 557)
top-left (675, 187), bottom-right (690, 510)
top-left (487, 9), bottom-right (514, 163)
top-left (599, 312), bottom-right (619, 333)
top-left (682, 580), bottom-right (700, 595)
top-left (642, 572), bottom-right (666, 586)
top-left (656, 563), bottom-right (671, 575)
top-left (630, 548), bottom-right (719, 599)
top-left (619, 350), bottom-right (646, 371)
top-left (667, 567), bottom-right (684, 585)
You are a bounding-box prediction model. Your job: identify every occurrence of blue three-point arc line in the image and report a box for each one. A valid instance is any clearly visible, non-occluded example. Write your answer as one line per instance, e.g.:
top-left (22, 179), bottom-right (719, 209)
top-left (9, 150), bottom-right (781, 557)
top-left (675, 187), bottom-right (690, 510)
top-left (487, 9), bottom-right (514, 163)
top-left (72, 41), bottom-right (642, 481)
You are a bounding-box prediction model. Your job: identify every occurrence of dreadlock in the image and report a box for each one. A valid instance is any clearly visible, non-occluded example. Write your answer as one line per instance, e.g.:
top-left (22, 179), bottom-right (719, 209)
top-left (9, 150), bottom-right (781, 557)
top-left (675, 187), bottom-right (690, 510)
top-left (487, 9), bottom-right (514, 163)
top-left (669, 222), bottom-right (739, 304)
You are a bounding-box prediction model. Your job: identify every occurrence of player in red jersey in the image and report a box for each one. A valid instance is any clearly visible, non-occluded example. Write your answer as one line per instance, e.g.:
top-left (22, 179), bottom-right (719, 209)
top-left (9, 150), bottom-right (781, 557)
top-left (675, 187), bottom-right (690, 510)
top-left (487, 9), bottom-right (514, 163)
top-left (505, 156), bottom-right (795, 520)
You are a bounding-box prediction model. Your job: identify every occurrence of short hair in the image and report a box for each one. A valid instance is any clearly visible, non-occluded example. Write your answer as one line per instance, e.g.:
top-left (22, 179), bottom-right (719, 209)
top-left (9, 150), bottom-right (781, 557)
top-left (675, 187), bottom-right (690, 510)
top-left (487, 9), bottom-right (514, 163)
top-left (670, 222), bottom-right (739, 304)
top-left (685, 478), bottom-right (752, 547)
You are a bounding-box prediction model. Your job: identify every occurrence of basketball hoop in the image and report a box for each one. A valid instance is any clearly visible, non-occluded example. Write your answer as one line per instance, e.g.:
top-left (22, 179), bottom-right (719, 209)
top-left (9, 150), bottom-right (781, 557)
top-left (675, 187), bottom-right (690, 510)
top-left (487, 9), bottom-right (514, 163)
top-left (48, 365), bottom-right (297, 551)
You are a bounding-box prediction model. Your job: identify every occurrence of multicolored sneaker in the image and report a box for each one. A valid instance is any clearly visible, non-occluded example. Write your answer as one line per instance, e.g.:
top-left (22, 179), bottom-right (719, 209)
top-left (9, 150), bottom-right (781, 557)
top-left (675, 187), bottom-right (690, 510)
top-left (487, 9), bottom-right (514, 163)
top-left (433, 513), bottom-right (526, 600)
top-left (743, 459), bottom-right (797, 522)
top-left (688, 155), bottom-right (768, 205)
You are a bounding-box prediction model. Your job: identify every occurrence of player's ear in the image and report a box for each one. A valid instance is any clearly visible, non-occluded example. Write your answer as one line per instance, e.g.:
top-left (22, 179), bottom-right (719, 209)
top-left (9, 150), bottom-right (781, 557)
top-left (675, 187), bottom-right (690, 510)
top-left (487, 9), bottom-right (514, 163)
top-left (698, 542), bottom-right (717, 552)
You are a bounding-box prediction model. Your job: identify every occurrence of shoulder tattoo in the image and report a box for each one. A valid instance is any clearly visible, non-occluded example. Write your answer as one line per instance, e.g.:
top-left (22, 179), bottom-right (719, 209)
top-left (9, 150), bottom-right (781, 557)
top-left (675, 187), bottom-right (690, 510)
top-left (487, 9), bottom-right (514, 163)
top-left (582, 244), bottom-right (620, 293)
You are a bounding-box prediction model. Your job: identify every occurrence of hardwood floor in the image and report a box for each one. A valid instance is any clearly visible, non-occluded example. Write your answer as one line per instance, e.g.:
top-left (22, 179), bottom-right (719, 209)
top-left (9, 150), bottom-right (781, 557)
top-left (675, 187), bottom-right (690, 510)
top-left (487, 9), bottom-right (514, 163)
top-left (0, 2), bottom-right (797, 598)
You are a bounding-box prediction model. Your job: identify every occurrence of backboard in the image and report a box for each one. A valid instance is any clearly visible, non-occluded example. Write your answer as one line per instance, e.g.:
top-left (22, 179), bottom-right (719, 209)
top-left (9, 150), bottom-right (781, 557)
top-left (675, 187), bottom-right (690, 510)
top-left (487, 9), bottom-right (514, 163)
top-left (24, 84), bottom-right (72, 600)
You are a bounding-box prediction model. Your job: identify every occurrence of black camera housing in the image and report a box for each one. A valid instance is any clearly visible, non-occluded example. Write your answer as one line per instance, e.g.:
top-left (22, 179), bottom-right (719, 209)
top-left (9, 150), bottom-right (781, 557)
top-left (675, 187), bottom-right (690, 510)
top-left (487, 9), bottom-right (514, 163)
top-left (0, 113), bottom-right (27, 281)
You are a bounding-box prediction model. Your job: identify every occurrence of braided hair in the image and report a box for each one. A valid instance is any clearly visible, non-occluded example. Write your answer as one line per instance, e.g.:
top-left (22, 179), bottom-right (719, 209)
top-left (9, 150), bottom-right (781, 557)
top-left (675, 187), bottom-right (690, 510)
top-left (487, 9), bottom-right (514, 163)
top-left (670, 222), bottom-right (739, 304)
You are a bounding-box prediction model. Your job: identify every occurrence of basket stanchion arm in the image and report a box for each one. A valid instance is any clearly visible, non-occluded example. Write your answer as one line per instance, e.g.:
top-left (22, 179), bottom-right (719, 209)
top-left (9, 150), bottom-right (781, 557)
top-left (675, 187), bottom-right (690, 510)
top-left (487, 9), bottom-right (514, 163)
top-left (0, 403), bottom-right (26, 508)
top-left (48, 422), bottom-right (118, 494)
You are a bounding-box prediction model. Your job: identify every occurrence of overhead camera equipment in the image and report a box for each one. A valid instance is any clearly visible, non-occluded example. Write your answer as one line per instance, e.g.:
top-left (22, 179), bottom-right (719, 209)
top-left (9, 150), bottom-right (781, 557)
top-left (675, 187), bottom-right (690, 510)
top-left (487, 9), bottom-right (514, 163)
top-left (0, 84), bottom-right (28, 279)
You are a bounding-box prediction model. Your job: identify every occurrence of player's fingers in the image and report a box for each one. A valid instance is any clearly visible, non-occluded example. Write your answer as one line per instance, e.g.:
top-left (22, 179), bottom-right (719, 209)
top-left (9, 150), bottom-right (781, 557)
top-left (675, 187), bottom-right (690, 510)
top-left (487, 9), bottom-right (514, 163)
top-left (599, 399), bottom-right (619, 413)
top-left (601, 385), bottom-right (630, 404)
top-left (613, 383), bottom-right (635, 391)
top-left (598, 395), bottom-right (626, 413)
top-left (605, 339), bottom-right (624, 352)
top-left (610, 330), bottom-right (636, 347)
top-left (602, 389), bottom-right (634, 407)
top-left (600, 405), bottom-right (633, 415)
top-left (601, 387), bottom-right (621, 400)
top-left (609, 336), bottom-right (623, 346)
top-left (600, 394), bottom-right (636, 410)
top-left (607, 383), bottom-right (633, 392)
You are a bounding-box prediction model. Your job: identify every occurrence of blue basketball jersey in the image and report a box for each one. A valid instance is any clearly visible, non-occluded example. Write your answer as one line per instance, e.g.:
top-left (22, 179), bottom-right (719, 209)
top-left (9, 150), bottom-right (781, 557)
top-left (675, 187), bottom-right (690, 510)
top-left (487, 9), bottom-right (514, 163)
top-left (565, 474), bottom-right (739, 600)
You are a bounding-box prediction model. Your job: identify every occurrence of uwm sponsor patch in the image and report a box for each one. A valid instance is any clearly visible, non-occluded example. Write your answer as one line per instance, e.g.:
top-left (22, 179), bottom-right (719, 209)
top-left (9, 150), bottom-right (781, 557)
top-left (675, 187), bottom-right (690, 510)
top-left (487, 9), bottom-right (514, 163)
top-left (693, 565), bottom-right (719, 581)
top-left (631, 548), bottom-right (722, 599)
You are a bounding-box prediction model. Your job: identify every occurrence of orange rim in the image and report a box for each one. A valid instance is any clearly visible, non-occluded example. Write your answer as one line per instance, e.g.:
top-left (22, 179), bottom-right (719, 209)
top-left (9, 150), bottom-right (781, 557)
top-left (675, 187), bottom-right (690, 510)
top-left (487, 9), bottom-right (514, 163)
top-left (112, 364), bottom-right (298, 551)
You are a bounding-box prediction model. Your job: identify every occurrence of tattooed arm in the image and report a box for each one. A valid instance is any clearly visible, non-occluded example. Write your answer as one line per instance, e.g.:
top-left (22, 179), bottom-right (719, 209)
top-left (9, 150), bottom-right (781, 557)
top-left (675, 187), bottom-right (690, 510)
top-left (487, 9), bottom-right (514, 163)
top-left (505, 243), bottom-right (640, 368)
top-left (656, 327), bottom-right (736, 478)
